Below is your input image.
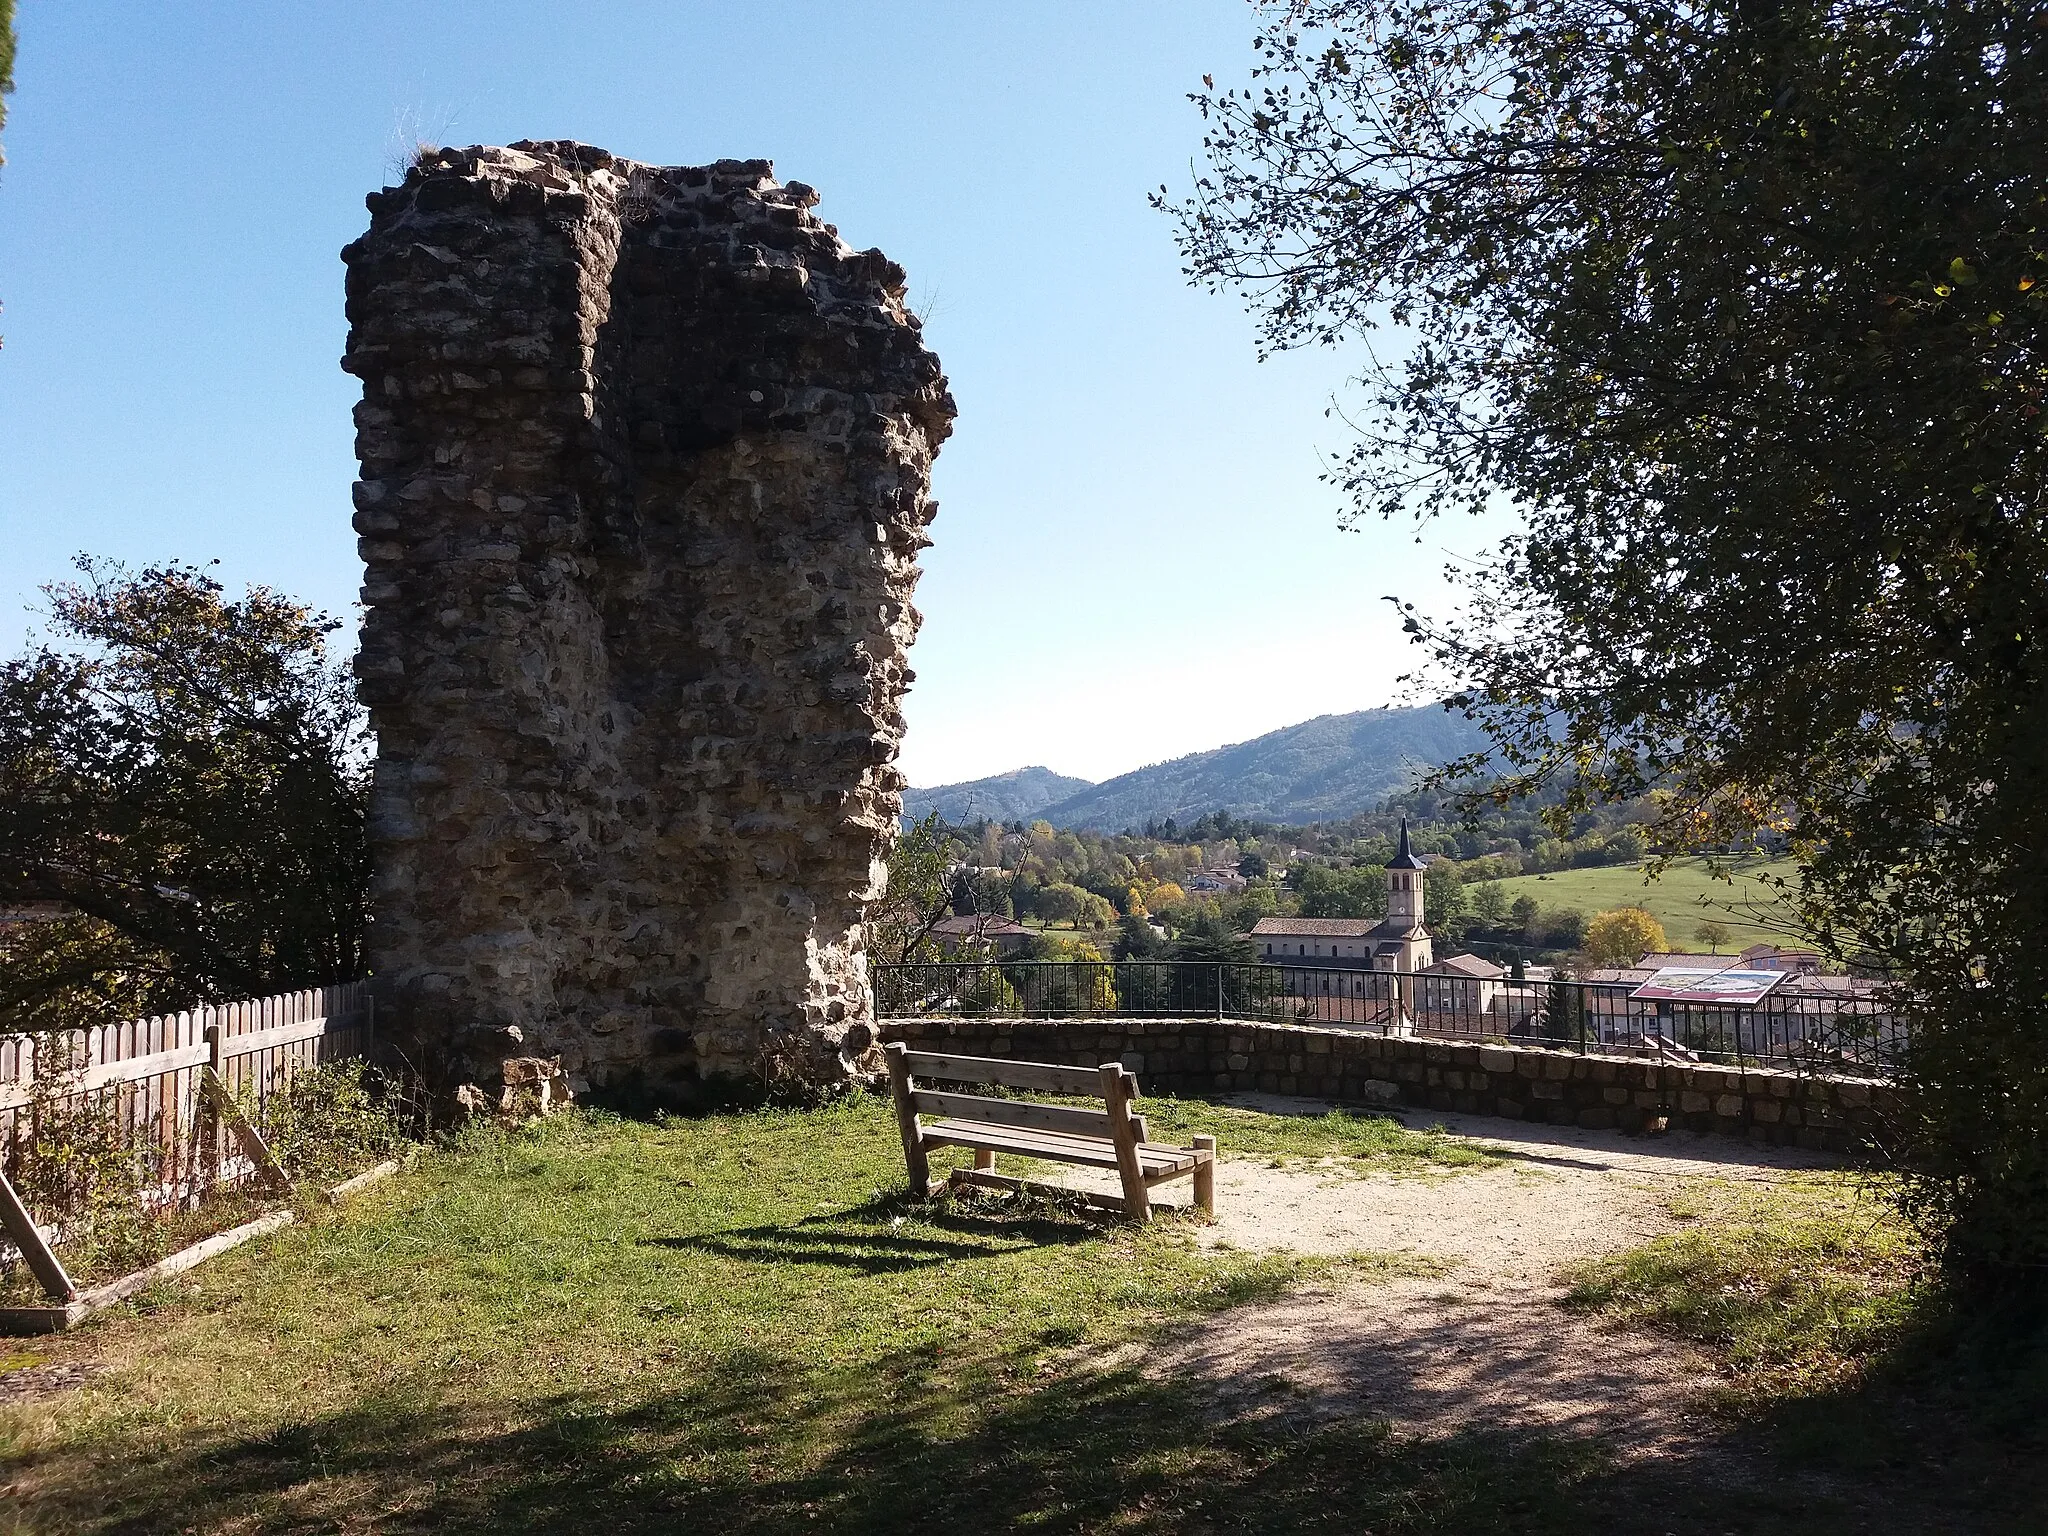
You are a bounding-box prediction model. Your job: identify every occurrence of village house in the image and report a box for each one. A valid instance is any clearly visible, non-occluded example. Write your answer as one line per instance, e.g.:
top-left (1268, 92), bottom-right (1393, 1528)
top-left (1638, 943), bottom-right (1829, 976)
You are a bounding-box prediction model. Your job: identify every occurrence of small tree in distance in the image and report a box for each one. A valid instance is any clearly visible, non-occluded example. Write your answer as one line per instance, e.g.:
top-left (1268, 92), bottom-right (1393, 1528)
top-left (870, 812), bottom-right (952, 965)
top-left (1695, 921), bottom-right (1734, 955)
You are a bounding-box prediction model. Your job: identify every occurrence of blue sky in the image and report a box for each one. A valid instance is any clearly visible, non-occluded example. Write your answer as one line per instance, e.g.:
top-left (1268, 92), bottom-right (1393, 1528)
top-left (0, 1), bottom-right (1498, 786)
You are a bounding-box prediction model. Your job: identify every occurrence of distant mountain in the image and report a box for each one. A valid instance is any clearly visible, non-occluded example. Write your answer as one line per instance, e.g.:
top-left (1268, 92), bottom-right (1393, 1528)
top-left (1032, 706), bottom-right (1487, 830)
top-left (902, 766), bottom-right (1095, 826)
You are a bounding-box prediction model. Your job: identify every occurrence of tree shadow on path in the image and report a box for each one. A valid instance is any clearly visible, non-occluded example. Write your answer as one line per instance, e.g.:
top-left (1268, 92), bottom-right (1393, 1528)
top-left (20, 1312), bottom-right (2043, 1536)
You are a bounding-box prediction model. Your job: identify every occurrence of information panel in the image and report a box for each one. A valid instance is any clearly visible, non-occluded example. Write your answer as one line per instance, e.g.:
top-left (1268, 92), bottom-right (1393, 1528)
top-left (1627, 967), bottom-right (1788, 1006)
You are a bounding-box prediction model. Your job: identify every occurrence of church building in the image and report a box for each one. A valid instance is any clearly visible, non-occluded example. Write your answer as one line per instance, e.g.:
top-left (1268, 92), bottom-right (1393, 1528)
top-left (1247, 820), bottom-right (1435, 976)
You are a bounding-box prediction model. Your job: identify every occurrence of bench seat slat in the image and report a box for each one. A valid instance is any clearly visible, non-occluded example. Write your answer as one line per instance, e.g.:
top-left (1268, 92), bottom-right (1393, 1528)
top-left (909, 1089), bottom-right (1112, 1140)
top-left (921, 1119), bottom-right (1201, 1174)
top-left (921, 1120), bottom-right (1122, 1167)
top-left (900, 1051), bottom-right (1107, 1097)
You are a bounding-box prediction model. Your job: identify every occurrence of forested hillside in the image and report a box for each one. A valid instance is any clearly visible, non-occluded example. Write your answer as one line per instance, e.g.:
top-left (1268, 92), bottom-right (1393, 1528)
top-left (901, 766), bottom-right (1094, 825)
top-left (910, 706), bottom-right (1488, 832)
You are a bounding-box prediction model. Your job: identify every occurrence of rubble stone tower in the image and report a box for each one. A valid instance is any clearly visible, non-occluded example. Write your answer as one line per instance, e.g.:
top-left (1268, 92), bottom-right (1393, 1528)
top-left (340, 142), bottom-right (954, 1103)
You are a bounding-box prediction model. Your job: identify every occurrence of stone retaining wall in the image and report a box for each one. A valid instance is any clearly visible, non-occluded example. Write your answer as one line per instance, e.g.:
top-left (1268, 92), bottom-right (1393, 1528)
top-left (882, 1016), bottom-right (1893, 1153)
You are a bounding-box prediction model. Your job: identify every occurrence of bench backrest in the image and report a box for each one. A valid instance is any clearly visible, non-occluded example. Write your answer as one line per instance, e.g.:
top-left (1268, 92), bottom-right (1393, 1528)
top-left (888, 1046), bottom-right (1138, 1143)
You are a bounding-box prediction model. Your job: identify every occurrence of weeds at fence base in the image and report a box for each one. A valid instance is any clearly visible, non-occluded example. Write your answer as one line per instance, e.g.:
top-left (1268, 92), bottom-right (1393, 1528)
top-left (0, 1058), bottom-right (421, 1306)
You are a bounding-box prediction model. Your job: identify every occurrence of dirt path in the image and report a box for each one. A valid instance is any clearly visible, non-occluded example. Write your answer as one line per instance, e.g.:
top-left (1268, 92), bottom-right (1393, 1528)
top-left (1063, 1097), bottom-right (1843, 1455)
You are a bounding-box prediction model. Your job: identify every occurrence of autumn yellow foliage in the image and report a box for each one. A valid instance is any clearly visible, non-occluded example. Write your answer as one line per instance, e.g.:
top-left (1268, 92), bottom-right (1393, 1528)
top-left (1585, 906), bottom-right (1669, 966)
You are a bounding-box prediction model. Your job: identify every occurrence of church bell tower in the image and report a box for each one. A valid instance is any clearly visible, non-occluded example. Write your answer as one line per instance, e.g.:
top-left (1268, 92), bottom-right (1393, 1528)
top-left (1376, 819), bottom-right (1434, 973)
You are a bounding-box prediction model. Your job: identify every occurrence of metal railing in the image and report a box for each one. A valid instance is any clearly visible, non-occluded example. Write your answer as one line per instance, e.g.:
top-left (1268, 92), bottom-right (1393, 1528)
top-left (872, 960), bottom-right (1906, 1077)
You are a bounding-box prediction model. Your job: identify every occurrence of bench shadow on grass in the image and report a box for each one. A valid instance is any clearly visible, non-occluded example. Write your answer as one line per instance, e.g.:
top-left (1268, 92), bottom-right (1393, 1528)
top-left (645, 1191), bottom-right (1100, 1273)
top-left (28, 1304), bottom-right (2046, 1535)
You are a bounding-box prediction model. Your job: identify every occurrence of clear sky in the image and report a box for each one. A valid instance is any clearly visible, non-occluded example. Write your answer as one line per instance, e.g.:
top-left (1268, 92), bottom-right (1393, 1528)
top-left (0, 1), bottom-right (1497, 787)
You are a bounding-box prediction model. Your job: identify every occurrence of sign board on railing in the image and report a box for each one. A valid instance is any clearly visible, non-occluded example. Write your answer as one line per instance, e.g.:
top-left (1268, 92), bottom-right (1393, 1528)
top-left (1629, 967), bottom-right (1787, 1006)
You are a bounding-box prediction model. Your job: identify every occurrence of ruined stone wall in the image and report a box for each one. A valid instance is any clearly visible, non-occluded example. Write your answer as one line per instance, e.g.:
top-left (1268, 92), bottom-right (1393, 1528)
top-left (341, 142), bottom-right (953, 1103)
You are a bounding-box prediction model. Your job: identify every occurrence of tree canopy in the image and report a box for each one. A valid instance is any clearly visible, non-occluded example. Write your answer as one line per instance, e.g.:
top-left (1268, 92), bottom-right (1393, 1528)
top-left (1585, 907), bottom-right (1669, 967)
top-left (868, 812), bottom-right (953, 965)
top-left (0, 561), bottom-right (370, 1028)
top-left (1170, 0), bottom-right (2048, 1286)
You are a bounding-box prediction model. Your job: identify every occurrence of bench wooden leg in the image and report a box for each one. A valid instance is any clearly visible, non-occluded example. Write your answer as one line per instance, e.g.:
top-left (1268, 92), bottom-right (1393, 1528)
top-left (974, 1148), bottom-right (996, 1171)
top-left (1191, 1135), bottom-right (1216, 1218)
top-left (1101, 1063), bottom-right (1152, 1223)
top-left (884, 1044), bottom-right (931, 1197)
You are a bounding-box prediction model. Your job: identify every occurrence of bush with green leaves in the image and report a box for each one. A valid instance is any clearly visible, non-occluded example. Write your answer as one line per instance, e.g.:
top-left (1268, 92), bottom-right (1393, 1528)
top-left (0, 560), bottom-right (368, 1031)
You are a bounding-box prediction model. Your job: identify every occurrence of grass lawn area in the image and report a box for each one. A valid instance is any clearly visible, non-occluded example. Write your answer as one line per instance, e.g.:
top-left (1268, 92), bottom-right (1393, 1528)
top-left (1484, 856), bottom-right (1802, 951)
top-left (0, 1094), bottom-right (2038, 1534)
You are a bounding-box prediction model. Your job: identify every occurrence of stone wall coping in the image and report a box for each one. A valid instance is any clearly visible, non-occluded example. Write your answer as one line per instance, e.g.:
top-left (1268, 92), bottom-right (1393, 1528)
top-left (884, 1016), bottom-right (1888, 1093)
top-left (883, 1015), bottom-right (1893, 1153)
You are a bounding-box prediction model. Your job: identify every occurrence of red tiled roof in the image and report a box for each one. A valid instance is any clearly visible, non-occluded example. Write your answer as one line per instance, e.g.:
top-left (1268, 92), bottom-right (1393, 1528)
top-left (1421, 953), bottom-right (1504, 978)
top-left (1250, 917), bottom-right (1381, 936)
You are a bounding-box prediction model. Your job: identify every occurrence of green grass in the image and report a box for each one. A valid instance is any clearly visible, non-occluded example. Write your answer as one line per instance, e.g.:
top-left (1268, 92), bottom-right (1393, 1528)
top-left (1561, 1175), bottom-right (2048, 1523)
top-left (1484, 856), bottom-right (1801, 951)
top-left (0, 1096), bottom-right (1574, 1535)
top-left (1563, 1175), bottom-right (1923, 1395)
top-left (0, 1096), bottom-right (2037, 1534)
top-left (1138, 1097), bottom-right (1508, 1174)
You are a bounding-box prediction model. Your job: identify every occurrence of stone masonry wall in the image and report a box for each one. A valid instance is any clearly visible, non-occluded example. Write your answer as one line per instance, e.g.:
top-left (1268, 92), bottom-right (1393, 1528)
top-left (342, 142), bottom-right (954, 1103)
top-left (883, 1017), bottom-right (1894, 1153)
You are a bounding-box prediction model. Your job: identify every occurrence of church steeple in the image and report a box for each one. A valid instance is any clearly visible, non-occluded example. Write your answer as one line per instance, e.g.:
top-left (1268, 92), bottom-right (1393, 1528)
top-left (1387, 817), bottom-right (1426, 871)
top-left (1385, 818), bottom-right (1427, 932)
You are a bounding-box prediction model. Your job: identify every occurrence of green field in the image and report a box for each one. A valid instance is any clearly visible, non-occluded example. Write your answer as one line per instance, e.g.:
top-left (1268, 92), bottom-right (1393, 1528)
top-left (1483, 857), bottom-right (1804, 951)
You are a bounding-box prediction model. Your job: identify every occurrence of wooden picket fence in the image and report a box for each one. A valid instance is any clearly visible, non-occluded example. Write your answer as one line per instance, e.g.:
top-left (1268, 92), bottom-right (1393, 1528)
top-left (0, 982), bottom-right (375, 1205)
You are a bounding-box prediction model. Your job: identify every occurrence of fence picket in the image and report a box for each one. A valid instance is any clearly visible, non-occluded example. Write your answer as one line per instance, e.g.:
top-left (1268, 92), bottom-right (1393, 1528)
top-left (0, 983), bottom-right (374, 1215)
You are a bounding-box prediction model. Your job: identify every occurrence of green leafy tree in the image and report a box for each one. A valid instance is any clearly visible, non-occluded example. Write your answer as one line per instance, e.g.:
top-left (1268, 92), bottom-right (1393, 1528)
top-left (1014, 933), bottom-right (1118, 1012)
top-left (871, 811), bottom-right (952, 965)
top-left (1171, 0), bottom-right (2048, 1291)
top-left (1169, 910), bottom-right (1256, 966)
top-left (1224, 880), bottom-right (1279, 931)
top-left (1539, 908), bottom-right (1589, 952)
top-left (1077, 866), bottom-right (1132, 914)
top-left (1033, 882), bottom-right (1091, 927)
top-left (1114, 912), bottom-right (1167, 961)
top-left (1470, 881), bottom-right (1509, 926)
top-left (1424, 861), bottom-right (1467, 934)
top-left (1509, 894), bottom-right (1541, 936)
top-left (948, 866), bottom-right (1012, 919)
top-left (0, 561), bottom-right (369, 1029)
top-left (1696, 921), bottom-right (1734, 955)
top-left (1293, 864), bottom-right (1384, 919)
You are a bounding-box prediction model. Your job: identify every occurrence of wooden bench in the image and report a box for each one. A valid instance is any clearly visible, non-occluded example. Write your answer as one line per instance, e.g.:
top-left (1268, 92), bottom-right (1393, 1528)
top-left (883, 1043), bottom-right (1215, 1222)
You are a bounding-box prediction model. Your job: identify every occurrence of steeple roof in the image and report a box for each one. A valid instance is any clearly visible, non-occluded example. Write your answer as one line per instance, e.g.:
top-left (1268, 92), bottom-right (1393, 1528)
top-left (1386, 817), bottom-right (1428, 871)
